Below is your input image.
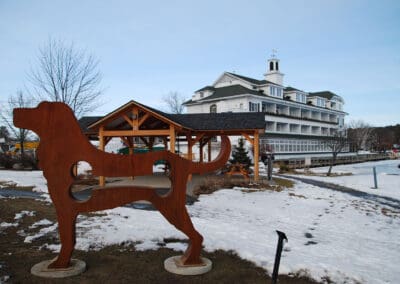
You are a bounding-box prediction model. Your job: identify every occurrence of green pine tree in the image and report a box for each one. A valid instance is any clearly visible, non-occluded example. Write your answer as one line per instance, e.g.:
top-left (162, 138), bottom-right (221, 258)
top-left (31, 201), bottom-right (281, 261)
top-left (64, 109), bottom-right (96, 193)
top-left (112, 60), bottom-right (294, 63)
top-left (229, 138), bottom-right (252, 169)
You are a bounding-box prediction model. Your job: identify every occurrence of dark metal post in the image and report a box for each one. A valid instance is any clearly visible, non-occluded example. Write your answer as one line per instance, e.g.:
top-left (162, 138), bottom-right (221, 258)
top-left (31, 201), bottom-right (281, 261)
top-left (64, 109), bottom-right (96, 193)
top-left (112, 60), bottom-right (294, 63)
top-left (271, 230), bottom-right (288, 284)
top-left (267, 155), bottom-right (273, 181)
top-left (373, 166), bottom-right (378, 189)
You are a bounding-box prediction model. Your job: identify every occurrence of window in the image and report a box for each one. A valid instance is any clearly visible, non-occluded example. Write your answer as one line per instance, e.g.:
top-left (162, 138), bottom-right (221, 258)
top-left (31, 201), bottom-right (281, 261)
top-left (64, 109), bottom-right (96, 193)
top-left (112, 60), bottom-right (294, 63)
top-left (210, 104), bottom-right (217, 113)
top-left (262, 102), bottom-right (268, 112)
top-left (296, 92), bottom-right (306, 103)
top-left (270, 61), bottom-right (274, 71)
top-left (200, 92), bottom-right (204, 98)
top-left (316, 98), bottom-right (326, 107)
top-left (269, 86), bottom-right (282, 98)
top-left (249, 102), bottom-right (259, 112)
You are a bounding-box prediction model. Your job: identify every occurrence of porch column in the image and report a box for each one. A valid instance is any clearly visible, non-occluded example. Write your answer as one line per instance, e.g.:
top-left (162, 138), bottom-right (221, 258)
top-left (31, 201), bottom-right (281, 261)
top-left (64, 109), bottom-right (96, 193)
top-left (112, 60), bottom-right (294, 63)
top-left (169, 126), bottom-right (175, 153)
top-left (254, 131), bottom-right (260, 181)
top-left (207, 140), bottom-right (212, 162)
top-left (99, 126), bottom-right (105, 186)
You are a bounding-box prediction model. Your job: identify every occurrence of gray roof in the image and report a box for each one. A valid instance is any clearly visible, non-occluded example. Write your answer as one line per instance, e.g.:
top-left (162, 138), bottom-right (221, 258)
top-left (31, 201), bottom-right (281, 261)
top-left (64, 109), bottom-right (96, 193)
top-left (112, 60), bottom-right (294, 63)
top-left (284, 86), bottom-right (302, 92)
top-left (168, 112), bottom-right (266, 131)
top-left (195, 86), bottom-right (216, 93)
top-left (308, 91), bottom-right (337, 100)
top-left (78, 116), bottom-right (103, 133)
top-left (184, 84), bottom-right (265, 105)
top-left (226, 72), bottom-right (281, 86)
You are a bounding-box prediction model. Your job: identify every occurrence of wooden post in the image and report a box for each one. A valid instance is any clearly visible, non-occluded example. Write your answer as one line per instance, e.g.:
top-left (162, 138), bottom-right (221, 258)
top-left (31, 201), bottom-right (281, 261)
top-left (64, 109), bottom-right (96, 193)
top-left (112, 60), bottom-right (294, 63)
top-left (254, 131), bottom-right (259, 181)
top-left (99, 126), bottom-right (105, 186)
top-left (128, 137), bottom-right (135, 180)
top-left (169, 126), bottom-right (175, 153)
top-left (208, 139), bottom-right (212, 162)
top-left (187, 134), bottom-right (193, 161)
top-left (199, 140), bottom-right (204, 163)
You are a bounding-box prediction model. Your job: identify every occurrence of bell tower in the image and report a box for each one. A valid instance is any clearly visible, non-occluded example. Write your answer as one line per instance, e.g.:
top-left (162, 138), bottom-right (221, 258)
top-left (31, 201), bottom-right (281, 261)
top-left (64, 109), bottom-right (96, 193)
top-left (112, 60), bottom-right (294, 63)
top-left (264, 50), bottom-right (284, 85)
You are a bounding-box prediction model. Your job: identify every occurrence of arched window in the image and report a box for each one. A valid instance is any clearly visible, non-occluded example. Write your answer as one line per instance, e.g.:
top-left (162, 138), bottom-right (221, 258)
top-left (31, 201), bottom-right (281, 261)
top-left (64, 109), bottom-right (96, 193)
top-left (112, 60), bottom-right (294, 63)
top-left (210, 104), bottom-right (217, 113)
top-left (275, 62), bottom-right (279, 71)
top-left (269, 61), bottom-right (274, 71)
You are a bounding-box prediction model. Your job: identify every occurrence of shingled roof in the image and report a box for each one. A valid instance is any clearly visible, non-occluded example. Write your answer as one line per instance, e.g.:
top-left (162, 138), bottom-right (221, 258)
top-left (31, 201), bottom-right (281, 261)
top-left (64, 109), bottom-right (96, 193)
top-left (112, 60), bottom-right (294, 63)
top-left (183, 84), bottom-right (265, 105)
top-left (78, 116), bottom-right (103, 134)
top-left (308, 91), bottom-right (337, 100)
top-left (168, 112), bottom-right (266, 131)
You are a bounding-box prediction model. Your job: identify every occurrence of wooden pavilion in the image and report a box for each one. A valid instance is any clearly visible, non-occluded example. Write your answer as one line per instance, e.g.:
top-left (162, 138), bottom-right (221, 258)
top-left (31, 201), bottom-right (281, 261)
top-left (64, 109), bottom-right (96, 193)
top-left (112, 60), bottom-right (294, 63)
top-left (79, 100), bottom-right (266, 183)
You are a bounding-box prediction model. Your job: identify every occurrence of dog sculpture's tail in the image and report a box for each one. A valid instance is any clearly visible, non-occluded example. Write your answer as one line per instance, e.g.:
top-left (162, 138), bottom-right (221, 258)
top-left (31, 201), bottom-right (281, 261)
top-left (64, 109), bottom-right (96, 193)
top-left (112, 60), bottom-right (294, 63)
top-left (189, 135), bottom-right (231, 174)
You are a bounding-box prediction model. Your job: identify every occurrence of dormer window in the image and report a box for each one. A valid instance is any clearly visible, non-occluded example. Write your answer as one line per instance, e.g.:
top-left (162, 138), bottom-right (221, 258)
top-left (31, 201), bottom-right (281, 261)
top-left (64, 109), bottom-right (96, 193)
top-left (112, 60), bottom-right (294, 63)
top-left (296, 92), bottom-right (306, 103)
top-left (270, 86), bottom-right (283, 98)
top-left (316, 98), bottom-right (326, 107)
top-left (200, 92), bottom-right (204, 98)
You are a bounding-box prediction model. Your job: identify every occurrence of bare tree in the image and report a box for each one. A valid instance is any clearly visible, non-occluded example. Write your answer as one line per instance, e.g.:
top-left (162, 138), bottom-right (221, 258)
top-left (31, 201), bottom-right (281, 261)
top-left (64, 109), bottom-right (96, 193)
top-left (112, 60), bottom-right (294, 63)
top-left (0, 91), bottom-right (35, 157)
top-left (162, 91), bottom-right (186, 114)
top-left (324, 130), bottom-right (348, 176)
top-left (28, 39), bottom-right (103, 118)
top-left (347, 119), bottom-right (374, 152)
top-left (0, 126), bottom-right (10, 141)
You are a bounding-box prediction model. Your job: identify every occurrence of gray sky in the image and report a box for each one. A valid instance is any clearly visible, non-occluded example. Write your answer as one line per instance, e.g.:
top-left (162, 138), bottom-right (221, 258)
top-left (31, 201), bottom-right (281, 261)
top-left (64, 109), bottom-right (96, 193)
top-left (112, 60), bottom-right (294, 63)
top-left (1, 0), bottom-right (399, 126)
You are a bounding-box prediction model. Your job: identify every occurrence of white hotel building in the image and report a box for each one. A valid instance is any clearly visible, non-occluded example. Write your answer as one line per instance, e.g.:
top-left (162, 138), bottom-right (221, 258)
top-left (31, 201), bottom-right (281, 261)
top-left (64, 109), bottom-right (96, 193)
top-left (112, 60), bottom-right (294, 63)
top-left (183, 55), bottom-right (348, 159)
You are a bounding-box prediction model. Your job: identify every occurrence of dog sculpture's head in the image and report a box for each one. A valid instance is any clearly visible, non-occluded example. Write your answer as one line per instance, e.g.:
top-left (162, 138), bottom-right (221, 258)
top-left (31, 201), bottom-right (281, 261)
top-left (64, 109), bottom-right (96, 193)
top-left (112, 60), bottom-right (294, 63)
top-left (13, 101), bottom-right (71, 137)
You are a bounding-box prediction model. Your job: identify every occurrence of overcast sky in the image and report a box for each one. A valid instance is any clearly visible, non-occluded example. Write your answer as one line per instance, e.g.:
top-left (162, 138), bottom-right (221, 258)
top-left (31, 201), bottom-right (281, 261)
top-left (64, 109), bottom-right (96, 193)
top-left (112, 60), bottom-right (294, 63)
top-left (1, 0), bottom-right (399, 126)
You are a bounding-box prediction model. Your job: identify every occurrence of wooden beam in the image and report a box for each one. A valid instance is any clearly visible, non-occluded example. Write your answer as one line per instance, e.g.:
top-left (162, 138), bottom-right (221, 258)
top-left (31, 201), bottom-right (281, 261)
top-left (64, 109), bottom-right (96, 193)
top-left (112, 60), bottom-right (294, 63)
top-left (122, 114), bottom-right (134, 128)
top-left (132, 107), bottom-right (139, 130)
top-left (99, 126), bottom-right (105, 186)
top-left (120, 136), bottom-right (131, 147)
top-left (254, 131), bottom-right (259, 181)
top-left (102, 129), bottom-right (170, 137)
top-left (242, 133), bottom-right (254, 145)
top-left (138, 113), bottom-right (150, 127)
top-left (104, 137), bottom-right (112, 147)
top-left (187, 134), bottom-right (193, 161)
top-left (207, 139), bottom-right (211, 162)
top-left (170, 125), bottom-right (175, 153)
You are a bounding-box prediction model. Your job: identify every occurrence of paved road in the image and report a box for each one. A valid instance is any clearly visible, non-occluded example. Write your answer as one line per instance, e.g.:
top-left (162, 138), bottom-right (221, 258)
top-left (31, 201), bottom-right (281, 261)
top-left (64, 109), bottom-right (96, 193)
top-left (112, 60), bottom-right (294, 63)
top-left (278, 174), bottom-right (400, 210)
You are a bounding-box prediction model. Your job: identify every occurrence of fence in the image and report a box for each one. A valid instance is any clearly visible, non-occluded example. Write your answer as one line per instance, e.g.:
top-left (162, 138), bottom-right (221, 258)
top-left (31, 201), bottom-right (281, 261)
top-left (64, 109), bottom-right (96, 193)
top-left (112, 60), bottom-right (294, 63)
top-left (284, 153), bottom-right (391, 169)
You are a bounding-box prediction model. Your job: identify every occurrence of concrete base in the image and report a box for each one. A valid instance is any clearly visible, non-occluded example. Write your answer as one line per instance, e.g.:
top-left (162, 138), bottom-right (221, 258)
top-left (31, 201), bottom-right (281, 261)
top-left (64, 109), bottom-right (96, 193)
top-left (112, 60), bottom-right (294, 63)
top-left (164, 256), bottom-right (212, 275)
top-left (31, 259), bottom-right (86, 278)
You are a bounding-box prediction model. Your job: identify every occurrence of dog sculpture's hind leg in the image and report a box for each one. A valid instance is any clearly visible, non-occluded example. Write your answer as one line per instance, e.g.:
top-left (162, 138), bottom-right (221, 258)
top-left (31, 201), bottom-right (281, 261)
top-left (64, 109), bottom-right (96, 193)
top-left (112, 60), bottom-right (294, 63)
top-left (153, 170), bottom-right (204, 265)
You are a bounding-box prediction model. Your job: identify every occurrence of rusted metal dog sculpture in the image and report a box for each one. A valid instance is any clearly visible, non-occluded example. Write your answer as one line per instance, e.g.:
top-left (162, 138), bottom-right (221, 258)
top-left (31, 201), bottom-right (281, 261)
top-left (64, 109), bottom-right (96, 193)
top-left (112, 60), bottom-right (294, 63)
top-left (14, 102), bottom-right (231, 270)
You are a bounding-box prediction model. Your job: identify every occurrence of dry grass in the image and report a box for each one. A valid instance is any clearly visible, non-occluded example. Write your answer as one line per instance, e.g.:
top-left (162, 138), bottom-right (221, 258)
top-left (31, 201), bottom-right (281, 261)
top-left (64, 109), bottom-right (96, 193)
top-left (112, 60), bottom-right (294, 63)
top-left (193, 176), bottom-right (294, 196)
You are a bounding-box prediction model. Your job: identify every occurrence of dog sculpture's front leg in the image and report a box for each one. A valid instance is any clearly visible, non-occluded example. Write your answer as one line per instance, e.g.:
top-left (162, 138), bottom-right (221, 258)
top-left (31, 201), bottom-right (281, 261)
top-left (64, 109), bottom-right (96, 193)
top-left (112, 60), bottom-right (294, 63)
top-left (48, 209), bottom-right (77, 269)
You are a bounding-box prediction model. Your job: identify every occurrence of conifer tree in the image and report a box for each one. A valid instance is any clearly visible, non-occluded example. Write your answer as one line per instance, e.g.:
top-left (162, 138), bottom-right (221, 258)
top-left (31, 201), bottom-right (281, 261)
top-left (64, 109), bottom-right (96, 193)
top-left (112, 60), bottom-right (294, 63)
top-left (229, 138), bottom-right (252, 169)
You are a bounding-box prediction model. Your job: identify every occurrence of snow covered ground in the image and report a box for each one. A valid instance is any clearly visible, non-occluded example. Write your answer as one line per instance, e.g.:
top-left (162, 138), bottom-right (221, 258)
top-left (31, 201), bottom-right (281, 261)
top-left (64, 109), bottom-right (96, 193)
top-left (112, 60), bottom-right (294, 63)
top-left (292, 159), bottom-right (400, 200)
top-left (1, 159), bottom-right (400, 283)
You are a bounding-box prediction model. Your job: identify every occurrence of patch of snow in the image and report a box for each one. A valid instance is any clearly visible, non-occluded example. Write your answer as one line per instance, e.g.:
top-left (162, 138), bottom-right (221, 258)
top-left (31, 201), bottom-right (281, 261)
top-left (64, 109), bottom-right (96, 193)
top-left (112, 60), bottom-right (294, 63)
top-left (165, 242), bottom-right (186, 252)
top-left (0, 222), bottom-right (18, 228)
top-left (0, 170), bottom-right (48, 193)
top-left (29, 219), bottom-right (53, 229)
top-left (1, 275), bottom-right (10, 282)
top-left (24, 223), bottom-right (58, 243)
top-left (40, 243), bottom-right (61, 252)
top-left (14, 211), bottom-right (35, 220)
top-left (135, 240), bottom-right (160, 251)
